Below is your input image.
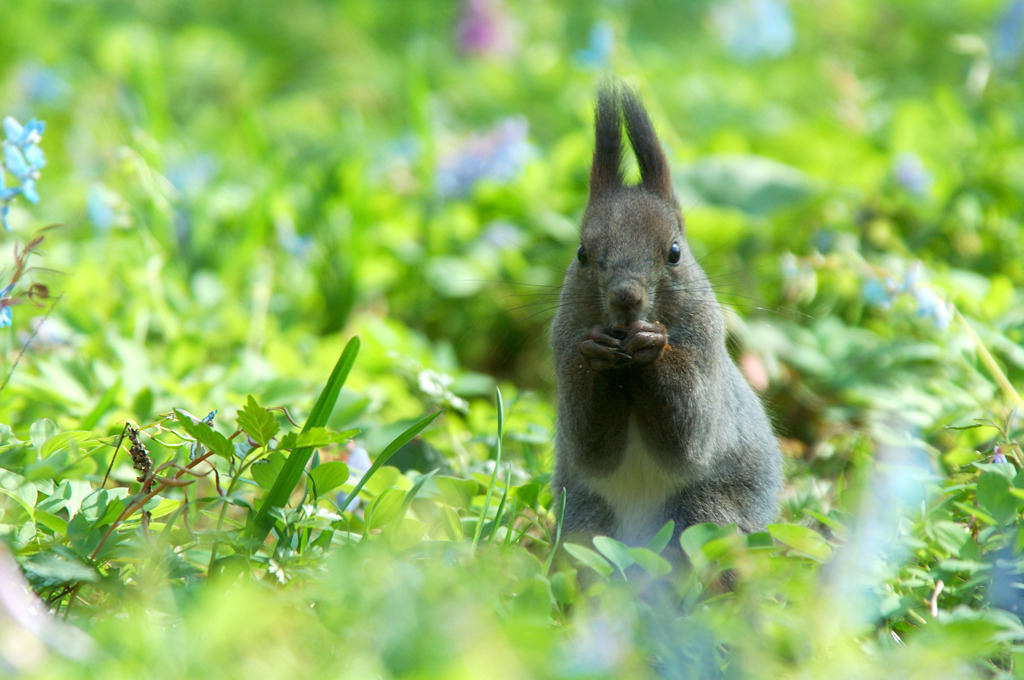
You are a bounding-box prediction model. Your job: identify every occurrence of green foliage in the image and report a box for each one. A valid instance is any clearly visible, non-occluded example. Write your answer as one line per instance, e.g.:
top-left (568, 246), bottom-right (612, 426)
top-left (0, 0), bottom-right (1023, 678)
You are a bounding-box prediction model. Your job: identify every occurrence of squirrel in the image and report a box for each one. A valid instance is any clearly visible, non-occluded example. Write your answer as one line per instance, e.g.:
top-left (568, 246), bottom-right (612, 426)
top-left (550, 83), bottom-right (782, 550)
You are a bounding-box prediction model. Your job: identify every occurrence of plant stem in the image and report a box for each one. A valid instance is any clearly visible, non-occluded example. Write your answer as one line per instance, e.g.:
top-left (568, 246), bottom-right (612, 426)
top-left (956, 309), bottom-right (1024, 413)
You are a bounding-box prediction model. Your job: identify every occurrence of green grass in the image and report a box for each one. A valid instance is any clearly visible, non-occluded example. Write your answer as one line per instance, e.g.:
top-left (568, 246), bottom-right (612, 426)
top-left (2, 0), bottom-right (1024, 677)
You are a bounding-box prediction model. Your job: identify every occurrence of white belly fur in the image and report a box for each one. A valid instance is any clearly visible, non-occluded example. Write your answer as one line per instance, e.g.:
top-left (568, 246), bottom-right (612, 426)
top-left (585, 415), bottom-right (685, 545)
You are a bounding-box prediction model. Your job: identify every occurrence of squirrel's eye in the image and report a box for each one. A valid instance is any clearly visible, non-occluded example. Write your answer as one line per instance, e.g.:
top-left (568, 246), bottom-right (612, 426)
top-left (668, 242), bottom-right (681, 265)
top-left (577, 244), bottom-right (588, 265)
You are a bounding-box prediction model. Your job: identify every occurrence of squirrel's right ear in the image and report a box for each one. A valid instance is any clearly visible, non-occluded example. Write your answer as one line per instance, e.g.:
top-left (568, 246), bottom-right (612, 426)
top-left (589, 84), bottom-right (624, 200)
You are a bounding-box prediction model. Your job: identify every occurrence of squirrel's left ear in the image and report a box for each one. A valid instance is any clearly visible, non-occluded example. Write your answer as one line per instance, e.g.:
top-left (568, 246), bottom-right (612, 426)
top-left (589, 84), bottom-right (625, 200)
top-left (621, 88), bottom-right (677, 207)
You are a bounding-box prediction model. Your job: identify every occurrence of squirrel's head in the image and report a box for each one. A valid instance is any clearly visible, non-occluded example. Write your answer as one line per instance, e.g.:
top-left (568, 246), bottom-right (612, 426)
top-left (573, 85), bottom-right (705, 329)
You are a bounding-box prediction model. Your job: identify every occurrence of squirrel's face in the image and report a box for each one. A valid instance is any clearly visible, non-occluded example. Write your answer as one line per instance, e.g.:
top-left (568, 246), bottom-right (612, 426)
top-left (575, 189), bottom-right (692, 328)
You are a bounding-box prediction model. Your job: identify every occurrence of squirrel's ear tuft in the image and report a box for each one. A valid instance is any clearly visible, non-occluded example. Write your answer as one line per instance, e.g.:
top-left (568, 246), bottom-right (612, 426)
top-left (589, 83), bottom-right (624, 200)
top-left (621, 88), bottom-right (676, 205)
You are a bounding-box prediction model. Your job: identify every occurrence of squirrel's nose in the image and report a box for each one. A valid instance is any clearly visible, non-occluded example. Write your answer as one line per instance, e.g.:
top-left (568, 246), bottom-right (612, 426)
top-left (609, 281), bottom-right (646, 323)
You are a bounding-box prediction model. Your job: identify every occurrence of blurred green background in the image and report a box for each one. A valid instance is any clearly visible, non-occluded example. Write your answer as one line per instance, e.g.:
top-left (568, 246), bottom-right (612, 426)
top-left (2, 0), bottom-right (1024, 678)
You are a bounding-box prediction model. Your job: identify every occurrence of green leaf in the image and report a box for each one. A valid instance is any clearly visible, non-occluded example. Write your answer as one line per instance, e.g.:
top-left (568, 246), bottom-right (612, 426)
top-left (436, 476), bottom-right (478, 509)
top-left (23, 550), bottom-right (99, 586)
top-left (40, 431), bottom-right (92, 459)
top-left (746, 531), bottom-right (775, 549)
top-left (77, 488), bottom-right (130, 526)
top-left (247, 336), bottom-right (360, 546)
top-left (627, 547), bottom-right (673, 579)
top-left (80, 378), bottom-right (121, 431)
top-left (366, 488), bottom-right (406, 531)
top-left (29, 419), bottom-right (57, 454)
top-left (251, 452), bottom-right (286, 490)
top-left (401, 469), bottom-right (439, 516)
top-left (646, 520), bottom-right (675, 554)
top-left (563, 543), bottom-right (613, 578)
top-left (0, 469), bottom-right (37, 519)
top-left (237, 395), bottom-right (279, 449)
top-left (592, 535), bottom-right (634, 576)
top-left (361, 466), bottom-right (405, 496)
top-left (440, 504), bottom-right (463, 541)
top-left (278, 427), bottom-right (356, 451)
top-left (308, 461), bottom-right (350, 498)
top-left (768, 524), bottom-right (832, 562)
top-left (35, 480), bottom-right (92, 518)
top-left (34, 510), bottom-right (68, 535)
top-left (513, 482), bottom-right (540, 509)
top-left (977, 470), bottom-right (1021, 524)
top-left (803, 509), bottom-right (849, 539)
top-left (679, 522), bottom-right (723, 567)
top-left (550, 571), bottom-right (577, 605)
top-left (174, 410), bottom-right (234, 460)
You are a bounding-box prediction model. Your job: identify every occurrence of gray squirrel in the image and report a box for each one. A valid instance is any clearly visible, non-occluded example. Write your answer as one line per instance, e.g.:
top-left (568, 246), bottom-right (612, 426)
top-left (551, 84), bottom-right (782, 550)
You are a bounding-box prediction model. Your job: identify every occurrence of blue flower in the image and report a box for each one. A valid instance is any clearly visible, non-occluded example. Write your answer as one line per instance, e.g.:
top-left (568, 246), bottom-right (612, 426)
top-left (16, 62), bottom-right (71, 106)
top-left (711, 0), bottom-right (795, 61)
top-left (0, 283), bottom-right (13, 329)
top-left (1, 115), bottom-right (46, 228)
top-left (894, 152), bottom-right (932, 197)
top-left (864, 261), bottom-right (952, 330)
top-left (576, 21), bottom-right (615, 69)
top-left (87, 183), bottom-right (116, 230)
top-left (994, 0), bottom-right (1024, 67)
top-left (861, 277), bottom-right (893, 308)
top-left (3, 117), bottom-right (45, 148)
top-left (912, 286), bottom-right (951, 330)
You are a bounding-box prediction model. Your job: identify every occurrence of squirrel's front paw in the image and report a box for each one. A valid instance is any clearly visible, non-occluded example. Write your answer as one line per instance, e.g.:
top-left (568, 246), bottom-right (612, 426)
top-left (624, 321), bottom-right (668, 365)
top-left (580, 326), bottom-right (632, 371)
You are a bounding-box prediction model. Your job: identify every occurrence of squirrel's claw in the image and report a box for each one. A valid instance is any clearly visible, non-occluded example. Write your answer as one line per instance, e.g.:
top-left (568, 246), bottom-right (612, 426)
top-left (624, 321), bottom-right (668, 366)
top-left (580, 326), bottom-right (631, 371)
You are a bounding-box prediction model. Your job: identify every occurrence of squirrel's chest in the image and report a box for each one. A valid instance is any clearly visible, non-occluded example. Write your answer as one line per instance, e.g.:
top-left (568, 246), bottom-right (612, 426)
top-left (585, 415), bottom-right (686, 545)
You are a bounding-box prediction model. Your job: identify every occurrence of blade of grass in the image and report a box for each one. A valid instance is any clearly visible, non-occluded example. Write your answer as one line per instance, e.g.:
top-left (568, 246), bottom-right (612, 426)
top-left (401, 468), bottom-right (440, 516)
top-left (245, 336), bottom-right (360, 547)
top-left (336, 410), bottom-right (443, 516)
top-left (543, 488), bottom-right (567, 578)
top-left (472, 387), bottom-right (504, 550)
top-left (503, 497), bottom-right (519, 547)
top-left (487, 463), bottom-right (512, 547)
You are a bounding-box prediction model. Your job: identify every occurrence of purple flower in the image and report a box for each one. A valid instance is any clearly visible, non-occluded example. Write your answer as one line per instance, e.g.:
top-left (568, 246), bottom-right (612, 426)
top-left (436, 117), bottom-right (533, 198)
top-left (457, 0), bottom-right (517, 58)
